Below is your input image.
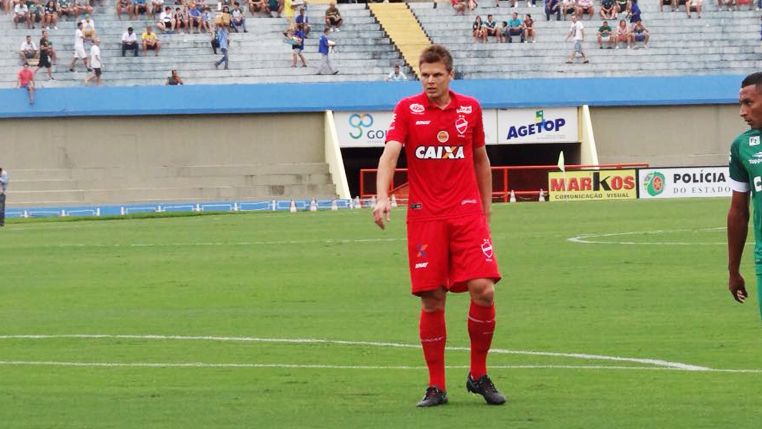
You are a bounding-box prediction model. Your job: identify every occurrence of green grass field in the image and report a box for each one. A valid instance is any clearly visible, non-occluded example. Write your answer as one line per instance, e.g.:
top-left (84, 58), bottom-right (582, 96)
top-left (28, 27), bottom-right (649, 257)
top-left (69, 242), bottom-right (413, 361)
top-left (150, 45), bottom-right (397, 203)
top-left (1, 198), bottom-right (761, 428)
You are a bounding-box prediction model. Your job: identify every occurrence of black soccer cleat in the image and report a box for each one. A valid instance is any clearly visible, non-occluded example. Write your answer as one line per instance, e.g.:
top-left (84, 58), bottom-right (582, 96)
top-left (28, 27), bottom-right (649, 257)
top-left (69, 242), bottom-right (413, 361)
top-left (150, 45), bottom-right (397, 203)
top-left (466, 373), bottom-right (507, 405)
top-left (416, 386), bottom-right (448, 408)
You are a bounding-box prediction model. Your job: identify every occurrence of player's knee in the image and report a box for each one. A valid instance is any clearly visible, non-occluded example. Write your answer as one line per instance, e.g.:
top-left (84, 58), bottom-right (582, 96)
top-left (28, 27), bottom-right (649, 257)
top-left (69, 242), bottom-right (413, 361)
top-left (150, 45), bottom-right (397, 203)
top-left (468, 279), bottom-right (495, 306)
top-left (420, 290), bottom-right (446, 312)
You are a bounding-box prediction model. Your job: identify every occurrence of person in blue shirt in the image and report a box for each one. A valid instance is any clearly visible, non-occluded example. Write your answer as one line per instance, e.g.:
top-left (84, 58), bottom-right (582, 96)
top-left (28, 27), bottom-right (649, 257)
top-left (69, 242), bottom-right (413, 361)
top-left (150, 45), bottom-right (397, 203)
top-left (291, 27), bottom-right (307, 67)
top-left (628, 0), bottom-right (641, 23)
top-left (295, 7), bottom-right (310, 37)
top-left (316, 27), bottom-right (337, 75)
top-left (506, 11), bottom-right (524, 42)
top-left (214, 25), bottom-right (229, 70)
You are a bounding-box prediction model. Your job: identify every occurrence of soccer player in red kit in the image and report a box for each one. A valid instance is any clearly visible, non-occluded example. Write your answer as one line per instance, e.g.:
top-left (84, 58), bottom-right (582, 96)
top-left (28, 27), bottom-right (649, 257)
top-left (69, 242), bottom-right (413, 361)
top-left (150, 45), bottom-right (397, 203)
top-left (372, 44), bottom-right (506, 407)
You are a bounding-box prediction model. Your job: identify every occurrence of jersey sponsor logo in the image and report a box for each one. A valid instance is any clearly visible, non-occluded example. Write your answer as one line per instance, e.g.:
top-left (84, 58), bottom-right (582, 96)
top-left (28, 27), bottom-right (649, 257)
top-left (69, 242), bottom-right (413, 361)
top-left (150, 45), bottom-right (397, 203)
top-left (455, 116), bottom-right (468, 136)
top-left (456, 105), bottom-right (473, 114)
top-left (409, 103), bottom-right (425, 114)
top-left (755, 176), bottom-right (762, 192)
top-left (437, 130), bottom-right (449, 143)
top-left (415, 120), bottom-right (431, 125)
top-left (750, 136), bottom-right (760, 146)
top-left (749, 152), bottom-right (762, 165)
top-left (414, 262), bottom-right (429, 269)
top-left (415, 145), bottom-right (465, 160)
top-left (461, 199), bottom-right (478, 205)
top-left (481, 239), bottom-right (494, 261)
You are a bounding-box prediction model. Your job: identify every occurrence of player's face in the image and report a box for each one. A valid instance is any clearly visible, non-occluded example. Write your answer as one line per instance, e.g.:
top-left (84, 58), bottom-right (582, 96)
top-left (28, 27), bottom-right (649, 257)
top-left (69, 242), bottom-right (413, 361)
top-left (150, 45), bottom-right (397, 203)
top-left (420, 61), bottom-right (453, 104)
top-left (739, 85), bottom-right (762, 130)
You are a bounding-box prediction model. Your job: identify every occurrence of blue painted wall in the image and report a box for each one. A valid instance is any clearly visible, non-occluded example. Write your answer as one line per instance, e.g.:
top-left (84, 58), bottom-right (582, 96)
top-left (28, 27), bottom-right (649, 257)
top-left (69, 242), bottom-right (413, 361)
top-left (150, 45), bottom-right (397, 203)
top-left (0, 75), bottom-right (745, 118)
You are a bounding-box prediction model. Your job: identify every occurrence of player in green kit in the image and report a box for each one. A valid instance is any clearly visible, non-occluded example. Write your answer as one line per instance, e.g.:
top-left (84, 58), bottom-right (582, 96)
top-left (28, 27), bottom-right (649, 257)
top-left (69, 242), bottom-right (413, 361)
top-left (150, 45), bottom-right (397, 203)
top-left (727, 72), bottom-right (762, 318)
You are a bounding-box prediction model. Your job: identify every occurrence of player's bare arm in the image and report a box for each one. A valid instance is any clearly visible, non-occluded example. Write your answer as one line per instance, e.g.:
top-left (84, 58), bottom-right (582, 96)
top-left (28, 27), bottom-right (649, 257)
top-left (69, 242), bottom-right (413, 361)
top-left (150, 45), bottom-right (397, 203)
top-left (373, 140), bottom-right (402, 230)
top-left (727, 190), bottom-right (750, 303)
top-left (473, 146), bottom-right (492, 224)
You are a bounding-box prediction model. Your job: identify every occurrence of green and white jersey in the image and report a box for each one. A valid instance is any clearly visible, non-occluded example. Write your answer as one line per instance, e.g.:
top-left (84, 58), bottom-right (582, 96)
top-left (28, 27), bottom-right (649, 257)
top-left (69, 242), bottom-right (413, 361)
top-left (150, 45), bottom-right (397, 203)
top-left (729, 129), bottom-right (762, 271)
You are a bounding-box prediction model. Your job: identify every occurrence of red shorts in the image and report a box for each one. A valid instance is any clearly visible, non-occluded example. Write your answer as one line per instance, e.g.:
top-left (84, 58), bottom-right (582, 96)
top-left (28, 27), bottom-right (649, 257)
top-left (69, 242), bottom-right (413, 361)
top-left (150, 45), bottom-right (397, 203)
top-left (407, 214), bottom-right (501, 296)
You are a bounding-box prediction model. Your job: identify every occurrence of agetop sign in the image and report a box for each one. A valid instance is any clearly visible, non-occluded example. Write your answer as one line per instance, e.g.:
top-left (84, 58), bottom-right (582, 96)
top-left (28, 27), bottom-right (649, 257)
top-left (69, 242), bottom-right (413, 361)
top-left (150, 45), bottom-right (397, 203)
top-left (639, 167), bottom-right (731, 199)
top-left (497, 107), bottom-right (579, 144)
top-left (334, 110), bottom-right (499, 148)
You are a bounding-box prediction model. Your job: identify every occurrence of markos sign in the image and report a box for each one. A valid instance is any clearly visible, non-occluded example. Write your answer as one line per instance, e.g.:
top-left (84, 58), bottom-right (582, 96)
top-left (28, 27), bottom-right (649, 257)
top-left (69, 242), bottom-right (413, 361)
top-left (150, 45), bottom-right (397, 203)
top-left (497, 107), bottom-right (579, 144)
top-left (639, 167), bottom-right (731, 199)
top-left (548, 170), bottom-right (637, 201)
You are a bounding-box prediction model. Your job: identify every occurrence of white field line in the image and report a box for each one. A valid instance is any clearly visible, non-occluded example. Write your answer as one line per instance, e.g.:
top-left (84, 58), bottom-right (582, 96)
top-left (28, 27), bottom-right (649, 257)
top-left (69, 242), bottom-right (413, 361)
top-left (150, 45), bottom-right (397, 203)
top-left (567, 227), bottom-right (737, 246)
top-left (0, 334), bottom-right (709, 371)
top-left (0, 237), bottom-right (405, 249)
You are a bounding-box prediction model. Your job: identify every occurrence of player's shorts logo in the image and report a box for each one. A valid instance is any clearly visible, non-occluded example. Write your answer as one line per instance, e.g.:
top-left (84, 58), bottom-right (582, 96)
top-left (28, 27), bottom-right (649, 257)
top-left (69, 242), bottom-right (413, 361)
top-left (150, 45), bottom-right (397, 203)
top-left (348, 113), bottom-right (374, 139)
top-left (416, 243), bottom-right (428, 258)
top-left (410, 103), bottom-right (425, 114)
top-left (415, 145), bottom-right (465, 160)
top-left (750, 136), bottom-right (760, 146)
top-left (481, 239), bottom-right (494, 260)
top-left (455, 116), bottom-right (468, 136)
top-left (437, 131), bottom-right (449, 143)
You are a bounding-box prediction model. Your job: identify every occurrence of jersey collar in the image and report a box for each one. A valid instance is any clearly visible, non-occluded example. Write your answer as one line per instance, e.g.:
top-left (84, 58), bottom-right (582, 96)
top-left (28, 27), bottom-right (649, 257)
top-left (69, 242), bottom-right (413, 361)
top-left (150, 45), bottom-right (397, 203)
top-left (419, 90), bottom-right (459, 111)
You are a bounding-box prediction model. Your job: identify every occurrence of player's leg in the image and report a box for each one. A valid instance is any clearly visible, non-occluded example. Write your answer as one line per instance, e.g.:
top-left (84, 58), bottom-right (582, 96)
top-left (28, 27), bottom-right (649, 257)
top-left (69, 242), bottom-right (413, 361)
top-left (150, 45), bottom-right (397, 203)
top-left (417, 288), bottom-right (448, 407)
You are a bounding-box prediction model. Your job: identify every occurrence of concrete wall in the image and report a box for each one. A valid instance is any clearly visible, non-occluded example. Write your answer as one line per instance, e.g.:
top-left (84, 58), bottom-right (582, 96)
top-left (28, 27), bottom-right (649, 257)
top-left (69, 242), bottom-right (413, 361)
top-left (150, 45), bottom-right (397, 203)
top-left (591, 105), bottom-right (744, 167)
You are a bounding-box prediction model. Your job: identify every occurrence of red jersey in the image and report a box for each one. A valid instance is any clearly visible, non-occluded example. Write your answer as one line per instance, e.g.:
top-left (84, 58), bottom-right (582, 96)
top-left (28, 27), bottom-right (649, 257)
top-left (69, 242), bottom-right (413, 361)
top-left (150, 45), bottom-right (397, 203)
top-left (385, 90), bottom-right (485, 222)
top-left (18, 68), bottom-right (33, 86)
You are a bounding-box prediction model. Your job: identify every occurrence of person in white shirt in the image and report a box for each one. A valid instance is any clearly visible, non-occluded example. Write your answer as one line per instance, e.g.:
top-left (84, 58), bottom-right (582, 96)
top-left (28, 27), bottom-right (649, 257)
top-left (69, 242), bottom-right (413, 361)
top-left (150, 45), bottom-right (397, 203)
top-left (0, 167), bottom-right (8, 227)
top-left (80, 14), bottom-right (96, 41)
top-left (85, 38), bottom-right (102, 85)
top-left (122, 26), bottom-right (139, 56)
top-left (157, 6), bottom-right (175, 32)
top-left (13, 3), bottom-right (31, 29)
top-left (385, 64), bottom-right (407, 82)
top-left (68, 21), bottom-right (90, 72)
top-left (19, 35), bottom-right (38, 62)
top-left (564, 14), bottom-right (589, 64)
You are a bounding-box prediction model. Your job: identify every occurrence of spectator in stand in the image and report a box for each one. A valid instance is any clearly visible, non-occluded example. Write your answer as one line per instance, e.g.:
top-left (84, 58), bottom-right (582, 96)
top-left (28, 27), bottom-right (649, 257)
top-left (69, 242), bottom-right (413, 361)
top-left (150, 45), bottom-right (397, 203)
top-left (627, 0), bottom-right (641, 22)
top-left (660, 0), bottom-right (677, 11)
top-left (117, 0), bottom-right (131, 19)
top-left (484, 14), bottom-right (499, 41)
top-left (385, 64), bottom-right (407, 81)
top-left (506, 12), bottom-right (524, 42)
top-left (294, 7), bottom-right (308, 36)
top-left (69, 21), bottom-right (89, 71)
top-left (13, 2), bottom-right (31, 30)
top-left (631, 19), bottom-right (649, 47)
top-left (561, 0), bottom-right (576, 20)
top-left (202, 6), bottom-right (214, 32)
top-left (451, 0), bottom-right (467, 15)
top-left (122, 26), bottom-right (139, 56)
top-left (686, 0), bottom-right (701, 17)
top-left (75, 0), bottom-right (93, 15)
top-left (131, 0), bottom-right (148, 19)
top-left (523, 13), bottom-right (536, 43)
top-left (577, 0), bottom-right (594, 19)
top-left (615, 0), bottom-right (630, 15)
top-left (81, 14), bottom-right (96, 42)
top-left (472, 15), bottom-right (487, 42)
top-left (1, 0), bottom-right (9, 13)
top-left (38, 29), bottom-right (55, 67)
top-left (167, 69), bottom-right (184, 85)
top-left (174, 7), bottom-right (189, 34)
top-left (19, 35), bottom-right (38, 64)
top-left (600, 0), bottom-right (617, 19)
top-left (597, 19), bottom-right (614, 48)
top-left (28, 2), bottom-right (43, 29)
top-left (151, 0), bottom-right (164, 18)
top-left (614, 18), bottom-right (631, 48)
top-left (215, 5), bottom-right (232, 28)
top-left (188, 3), bottom-right (203, 33)
top-left (142, 25), bottom-right (161, 56)
top-left (545, 0), bottom-right (561, 21)
top-left (231, 2), bottom-right (247, 32)
top-left (17, 62), bottom-right (35, 105)
top-left (43, 0), bottom-right (58, 30)
top-left (290, 24), bottom-right (307, 68)
top-left (35, 30), bottom-right (53, 80)
top-left (157, 6), bottom-right (175, 32)
top-left (248, 0), bottom-right (265, 15)
top-left (214, 24), bottom-right (229, 69)
top-left (718, 0), bottom-right (735, 10)
top-left (565, 14), bottom-right (589, 63)
top-left (58, 0), bottom-right (79, 20)
top-left (325, 2), bottom-right (342, 32)
top-left (267, 0), bottom-right (283, 18)
top-left (84, 38), bottom-right (101, 85)
top-left (317, 27), bottom-right (338, 75)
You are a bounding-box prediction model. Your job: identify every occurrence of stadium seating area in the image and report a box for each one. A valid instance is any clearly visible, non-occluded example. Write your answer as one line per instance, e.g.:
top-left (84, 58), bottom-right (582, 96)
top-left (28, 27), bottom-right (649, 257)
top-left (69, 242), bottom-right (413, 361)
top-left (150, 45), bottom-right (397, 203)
top-left (1, 1), bottom-right (760, 87)
top-left (0, 1), bottom-right (409, 87)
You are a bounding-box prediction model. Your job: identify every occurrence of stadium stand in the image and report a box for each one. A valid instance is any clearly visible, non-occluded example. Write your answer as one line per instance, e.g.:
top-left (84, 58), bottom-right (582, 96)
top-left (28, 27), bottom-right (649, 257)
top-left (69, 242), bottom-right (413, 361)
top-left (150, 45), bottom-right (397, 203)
top-left (0, 2), bottom-right (410, 87)
top-left (410, 1), bottom-right (762, 78)
top-left (368, 2), bottom-right (430, 78)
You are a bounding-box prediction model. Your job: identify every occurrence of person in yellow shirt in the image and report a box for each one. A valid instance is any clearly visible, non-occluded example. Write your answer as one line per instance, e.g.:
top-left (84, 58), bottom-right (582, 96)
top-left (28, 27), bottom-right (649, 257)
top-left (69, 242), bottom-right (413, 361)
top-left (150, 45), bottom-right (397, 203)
top-left (141, 25), bottom-right (161, 56)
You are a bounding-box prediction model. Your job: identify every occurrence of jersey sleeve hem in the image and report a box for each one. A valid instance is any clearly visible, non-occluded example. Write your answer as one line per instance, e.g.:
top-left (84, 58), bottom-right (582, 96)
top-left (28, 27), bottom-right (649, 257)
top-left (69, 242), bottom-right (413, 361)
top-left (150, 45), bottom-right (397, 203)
top-left (730, 178), bottom-right (750, 193)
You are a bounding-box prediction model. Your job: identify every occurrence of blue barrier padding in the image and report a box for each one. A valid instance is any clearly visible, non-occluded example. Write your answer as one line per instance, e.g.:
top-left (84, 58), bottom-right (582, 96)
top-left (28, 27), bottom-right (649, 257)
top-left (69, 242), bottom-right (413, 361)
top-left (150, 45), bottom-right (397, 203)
top-left (0, 75), bottom-right (745, 118)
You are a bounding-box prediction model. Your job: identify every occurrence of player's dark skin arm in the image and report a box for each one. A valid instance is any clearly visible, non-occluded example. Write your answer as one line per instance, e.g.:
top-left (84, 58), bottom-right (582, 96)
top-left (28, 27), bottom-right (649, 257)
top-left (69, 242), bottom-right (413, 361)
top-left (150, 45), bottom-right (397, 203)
top-left (727, 190), bottom-right (750, 303)
top-left (473, 146), bottom-right (492, 224)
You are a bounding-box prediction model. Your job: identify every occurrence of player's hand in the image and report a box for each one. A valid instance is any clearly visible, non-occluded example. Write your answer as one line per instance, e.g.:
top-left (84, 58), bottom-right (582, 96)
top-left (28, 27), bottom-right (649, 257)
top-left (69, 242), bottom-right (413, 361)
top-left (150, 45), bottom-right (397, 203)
top-left (728, 272), bottom-right (748, 303)
top-left (372, 197), bottom-right (391, 230)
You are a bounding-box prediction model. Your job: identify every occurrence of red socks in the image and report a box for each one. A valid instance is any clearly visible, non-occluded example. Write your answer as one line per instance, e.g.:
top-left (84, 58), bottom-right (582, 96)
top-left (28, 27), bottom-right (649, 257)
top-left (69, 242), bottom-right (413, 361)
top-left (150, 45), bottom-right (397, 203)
top-left (468, 301), bottom-right (496, 379)
top-left (419, 309), bottom-right (447, 391)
